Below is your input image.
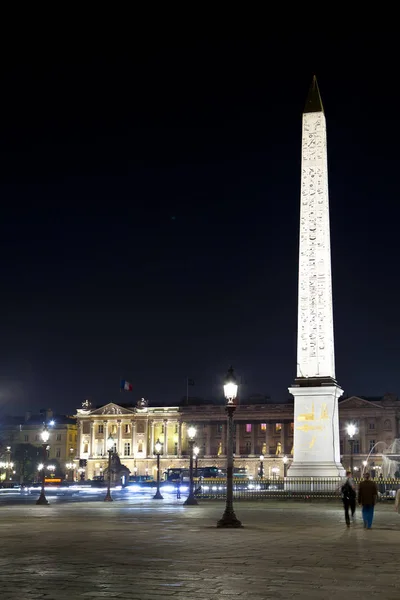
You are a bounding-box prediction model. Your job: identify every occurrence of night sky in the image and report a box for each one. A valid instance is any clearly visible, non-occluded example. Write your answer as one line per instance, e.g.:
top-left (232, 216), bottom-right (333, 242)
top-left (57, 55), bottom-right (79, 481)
top-left (1, 33), bottom-right (399, 415)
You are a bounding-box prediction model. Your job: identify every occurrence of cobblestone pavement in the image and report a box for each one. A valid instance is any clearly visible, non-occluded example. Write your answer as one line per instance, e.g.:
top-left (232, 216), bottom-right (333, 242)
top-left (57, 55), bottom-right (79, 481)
top-left (0, 499), bottom-right (399, 599)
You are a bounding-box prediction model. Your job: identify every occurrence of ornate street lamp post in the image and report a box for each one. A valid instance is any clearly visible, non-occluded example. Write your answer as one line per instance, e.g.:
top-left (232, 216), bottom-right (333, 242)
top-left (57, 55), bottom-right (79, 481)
top-left (259, 454), bottom-right (264, 478)
top-left (193, 445), bottom-right (200, 478)
top-left (36, 427), bottom-right (50, 505)
top-left (272, 466), bottom-right (279, 480)
top-left (104, 433), bottom-right (115, 502)
top-left (347, 423), bottom-right (356, 473)
top-left (153, 438), bottom-right (164, 499)
top-left (184, 426), bottom-right (198, 506)
top-left (217, 367), bottom-right (242, 528)
top-left (282, 455), bottom-right (288, 477)
top-left (66, 462), bottom-right (75, 481)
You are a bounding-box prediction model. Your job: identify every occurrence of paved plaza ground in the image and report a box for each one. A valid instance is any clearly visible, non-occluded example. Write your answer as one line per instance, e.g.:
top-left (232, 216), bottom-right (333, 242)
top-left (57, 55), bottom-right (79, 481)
top-left (0, 496), bottom-right (399, 599)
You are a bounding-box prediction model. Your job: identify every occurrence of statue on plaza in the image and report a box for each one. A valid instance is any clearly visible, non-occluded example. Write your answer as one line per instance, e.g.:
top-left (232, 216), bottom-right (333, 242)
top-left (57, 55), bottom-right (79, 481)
top-left (104, 452), bottom-right (130, 485)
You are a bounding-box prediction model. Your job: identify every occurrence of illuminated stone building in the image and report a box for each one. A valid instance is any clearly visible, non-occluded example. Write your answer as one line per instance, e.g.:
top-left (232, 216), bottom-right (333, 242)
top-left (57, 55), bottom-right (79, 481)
top-left (73, 394), bottom-right (400, 480)
top-left (0, 409), bottom-right (77, 478)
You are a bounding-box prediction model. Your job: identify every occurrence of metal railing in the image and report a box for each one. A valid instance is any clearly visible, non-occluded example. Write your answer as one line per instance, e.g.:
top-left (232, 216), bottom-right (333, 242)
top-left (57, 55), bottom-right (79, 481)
top-left (194, 477), bottom-right (400, 501)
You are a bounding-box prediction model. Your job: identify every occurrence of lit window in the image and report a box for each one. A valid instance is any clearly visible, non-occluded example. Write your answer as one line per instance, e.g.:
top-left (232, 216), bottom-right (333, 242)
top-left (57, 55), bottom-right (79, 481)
top-left (125, 424), bottom-right (130, 434)
top-left (275, 423), bottom-right (282, 433)
top-left (98, 425), bottom-right (104, 434)
top-left (138, 441), bottom-right (143, 453)
top-left (246, 424), bottom-right (252, 433)
top-left (260, 423), bottom-right (267, 431)
top-left (124, 442), bottom-right (131, 456)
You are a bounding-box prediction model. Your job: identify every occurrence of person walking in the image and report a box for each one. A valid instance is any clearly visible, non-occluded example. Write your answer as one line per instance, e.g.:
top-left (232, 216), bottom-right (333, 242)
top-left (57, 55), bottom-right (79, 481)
top-left (341, 470), bottom-right (356, 527)
top-left (358, 472), bottom-right (378, 529)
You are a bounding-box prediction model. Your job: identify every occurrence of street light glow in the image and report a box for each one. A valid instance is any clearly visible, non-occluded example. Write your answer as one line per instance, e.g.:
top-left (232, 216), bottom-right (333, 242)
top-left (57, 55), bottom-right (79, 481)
top-left (347, 423), bottom-right (356, 438)
top-left (41, 428), bottom-right (50, 443)
top-left (223, 367), bottom-right (238, 403)
top-left (187, 426), bottom-right (196, 440)
top-left (106, 434), bottom-right (114, 452)
top-left (154, 438), bottom-right (162, 454)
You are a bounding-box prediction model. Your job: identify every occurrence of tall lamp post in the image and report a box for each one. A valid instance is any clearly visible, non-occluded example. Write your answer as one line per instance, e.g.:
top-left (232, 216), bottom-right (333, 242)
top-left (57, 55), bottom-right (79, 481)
top-left (193, 445), bottom-right (200, 478)
top-left (347, 423), bottom-right (356, 473)
top-left (153, 438), bottom-right (164, 499)
top-left (5, 446), bottom-right (12, 481)
top-left (217, 366), bottom-right (242, 528)
top-left (259, 454), bottom-right (264, 478)
top-left (184, 426), bottom-right (198, 506)
top-left (66, 462), bottom-right (75, 481)
top-left (36, 427), bottom-right (50, 505)
top-left (283, 455), bottom-right (288, 477)
top-left (104, 433), bottom-right (114, 502)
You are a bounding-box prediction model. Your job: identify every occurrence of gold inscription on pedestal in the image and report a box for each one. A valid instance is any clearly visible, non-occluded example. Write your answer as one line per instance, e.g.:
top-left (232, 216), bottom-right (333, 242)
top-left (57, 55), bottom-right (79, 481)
top-left (296, 401), bottom-right (330, 451)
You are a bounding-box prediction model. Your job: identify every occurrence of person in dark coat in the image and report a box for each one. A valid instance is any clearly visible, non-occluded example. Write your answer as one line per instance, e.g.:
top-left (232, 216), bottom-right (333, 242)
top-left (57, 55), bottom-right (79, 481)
top-left (341, 470), bottom-right (356, 527)
top-left (358, 472), bottom-right (378, 529)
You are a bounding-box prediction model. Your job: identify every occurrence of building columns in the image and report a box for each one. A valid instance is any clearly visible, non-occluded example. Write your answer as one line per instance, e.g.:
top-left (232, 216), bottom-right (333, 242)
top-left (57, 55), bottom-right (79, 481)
top-left (77, 421), bottom-right (83, 459)
top-left (90, 422), bottom-right (95, 458)
top-left (251, 422), bottom-right (256, 455)
top-left (235, 422), bottom-right (241, 456)
top-left (163, 419), bottom-right (168, 456)
top-left (131, 421), bottom-right (136, 456)
top-left (266, 423), bottom-right (273, 455)
top-left (117, 420), bottom-right (122, 455)
top-left (177, 422), bottom-right (182, 456)
top-left (280, 423), bottom-right (286, 455)
top-left (103, 420), bottom-right (108, 457)
top-left (150, 420), bottom-right (155, 455)
top-left (205, 424), bottom-right (211, 456)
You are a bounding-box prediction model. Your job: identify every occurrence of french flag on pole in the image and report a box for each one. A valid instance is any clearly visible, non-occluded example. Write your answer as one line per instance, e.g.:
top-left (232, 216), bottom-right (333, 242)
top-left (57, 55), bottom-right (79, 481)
top-left (120, 380), bottom-right (133, 391)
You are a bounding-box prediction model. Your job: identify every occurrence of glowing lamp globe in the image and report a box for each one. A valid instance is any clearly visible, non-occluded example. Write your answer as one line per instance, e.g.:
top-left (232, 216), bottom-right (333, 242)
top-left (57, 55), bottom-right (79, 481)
top-left (283, 455), bottom-right (288, 464)
top-left (193, 445), bottom-right (200, 457)
top-left (259, 455), bottom-right (264, 462)
top-left (223, 367), bottom-right (238, 403)
top-left (106, 434), bottom-right (114, 452)
top-left (347, 424), bottom-right (356, 438)
top-left (41, 429), bottom-right (50, 443)
top-left (154, 439), bottom-right (162, 454)
top-left (187, 426), bottom-right (196, 440)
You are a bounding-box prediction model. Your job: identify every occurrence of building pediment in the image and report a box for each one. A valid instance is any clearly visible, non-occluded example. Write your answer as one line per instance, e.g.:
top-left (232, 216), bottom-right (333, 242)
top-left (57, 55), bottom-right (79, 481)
top-left (90, 403), bottom-right (135, 416)
top-left (339, 396), bottom-right (382, 410)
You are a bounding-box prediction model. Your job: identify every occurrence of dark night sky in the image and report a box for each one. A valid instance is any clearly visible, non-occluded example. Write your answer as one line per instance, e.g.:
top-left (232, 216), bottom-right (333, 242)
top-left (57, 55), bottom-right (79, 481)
top-left (0, 31), bottom-right (399, 415)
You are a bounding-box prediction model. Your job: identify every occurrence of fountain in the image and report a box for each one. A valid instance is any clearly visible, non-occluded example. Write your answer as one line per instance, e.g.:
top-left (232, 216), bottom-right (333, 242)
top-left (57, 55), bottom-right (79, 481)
top-left (381, 439), bottom-right (400, 479)
top-left (361, 439), bottom-right (400, 478)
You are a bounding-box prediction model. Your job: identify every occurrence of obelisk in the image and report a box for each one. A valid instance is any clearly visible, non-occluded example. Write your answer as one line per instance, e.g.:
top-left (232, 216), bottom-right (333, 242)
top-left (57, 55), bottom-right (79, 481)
top-left (288, 77), bottom-right (344, 478)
